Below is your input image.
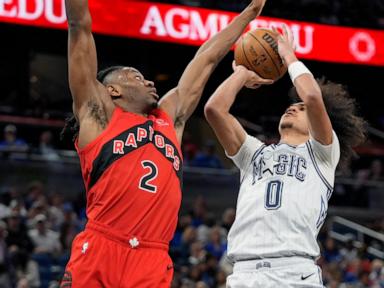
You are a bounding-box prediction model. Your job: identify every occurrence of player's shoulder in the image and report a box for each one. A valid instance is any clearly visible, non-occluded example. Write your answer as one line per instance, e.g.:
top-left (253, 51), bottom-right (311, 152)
top-left (150, 108), bottom-right (174, 127)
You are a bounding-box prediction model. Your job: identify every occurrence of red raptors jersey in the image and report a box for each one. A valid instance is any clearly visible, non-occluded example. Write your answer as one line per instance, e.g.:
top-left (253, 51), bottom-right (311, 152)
top-left (75, 106), bottom-right (182, 243)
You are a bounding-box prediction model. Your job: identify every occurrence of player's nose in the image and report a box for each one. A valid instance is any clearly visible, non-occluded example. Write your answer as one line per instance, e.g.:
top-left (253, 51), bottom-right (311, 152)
top-left (145, 80), bottom-right (154, 87)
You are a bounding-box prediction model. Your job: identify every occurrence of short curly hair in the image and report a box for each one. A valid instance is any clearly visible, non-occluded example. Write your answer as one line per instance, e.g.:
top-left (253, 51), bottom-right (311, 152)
top-left (289, 78), bottom-right (367, 171)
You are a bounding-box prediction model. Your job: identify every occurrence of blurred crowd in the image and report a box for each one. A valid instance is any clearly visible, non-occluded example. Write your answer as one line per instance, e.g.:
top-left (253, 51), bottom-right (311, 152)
top-left (1, 123), bottom-right (384, 206)
top-left (0, 181), bottom-right (85, 287)
top-left (0, 181), bottom-right (382, 288)
top-left (170, 195), bottom-right (384, 288)
top-left (0, 123), bottom-right (384, 287)
top-left (0, 124), bottom-right (224, 169)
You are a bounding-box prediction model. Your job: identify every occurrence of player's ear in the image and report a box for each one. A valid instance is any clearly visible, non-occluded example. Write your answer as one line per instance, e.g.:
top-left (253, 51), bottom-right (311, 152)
top-left (107, 84), bottom-right (122, 98)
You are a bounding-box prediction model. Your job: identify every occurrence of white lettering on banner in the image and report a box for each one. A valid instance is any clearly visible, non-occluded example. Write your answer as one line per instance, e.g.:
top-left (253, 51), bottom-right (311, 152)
top-left (0, 0), bottom-right (17, 17)
top-left (140, 6), bottom-right (230, 41)
top-left (165, 8), bottom-right (189, 39)
top-left (19, 0), bottom-right (43, 20)
top-left (250, 19), bottom-right (314, 54)
top-left (291, 25), bottom-right (314, 54)
top-left (0, 0), bottom-right (66, 23)
top-left (140, 6), bottom-right (167, 36)
top-left (349, 32), bottom-right (376, 62)
top-left (45, 0), bottom-right (66, 24)
top-left (190, 12), bottom-right (229, 40)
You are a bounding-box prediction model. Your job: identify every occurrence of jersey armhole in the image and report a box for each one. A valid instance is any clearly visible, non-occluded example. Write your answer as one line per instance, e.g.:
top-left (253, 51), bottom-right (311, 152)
top-left (76, 106), bottom-right (123, 154)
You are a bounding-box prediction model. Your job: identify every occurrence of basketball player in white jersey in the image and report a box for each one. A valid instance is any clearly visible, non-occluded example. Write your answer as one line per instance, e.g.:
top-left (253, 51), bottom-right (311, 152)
top-left (204, 25), bottom-right (366, 287)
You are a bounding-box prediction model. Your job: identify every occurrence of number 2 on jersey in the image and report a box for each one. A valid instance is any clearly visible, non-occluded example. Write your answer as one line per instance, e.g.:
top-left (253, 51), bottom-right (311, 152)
top-left (265, 180), bottom-right (283, 210)
top-left (139, 161), bottom-right (158, 193)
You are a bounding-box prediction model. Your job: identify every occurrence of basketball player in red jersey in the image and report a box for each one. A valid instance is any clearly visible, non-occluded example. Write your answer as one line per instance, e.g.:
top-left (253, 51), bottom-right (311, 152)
top-left (60, 0), bottom-right (269, 287)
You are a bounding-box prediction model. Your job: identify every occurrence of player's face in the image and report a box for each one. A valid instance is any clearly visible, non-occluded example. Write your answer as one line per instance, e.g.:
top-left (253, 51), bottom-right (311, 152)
top-left (278, 103), bottom-right (309, 135)
top-left (119, 68), bottom-right (159, 111)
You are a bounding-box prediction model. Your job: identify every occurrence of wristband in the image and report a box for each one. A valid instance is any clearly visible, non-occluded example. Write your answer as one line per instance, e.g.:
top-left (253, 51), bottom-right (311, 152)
top-left (288, 61), bottom-right (313, 83)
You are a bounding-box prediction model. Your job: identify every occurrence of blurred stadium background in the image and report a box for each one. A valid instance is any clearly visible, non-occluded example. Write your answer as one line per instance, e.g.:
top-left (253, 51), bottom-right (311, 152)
top-left (0, 0), bottom-right (384, 287)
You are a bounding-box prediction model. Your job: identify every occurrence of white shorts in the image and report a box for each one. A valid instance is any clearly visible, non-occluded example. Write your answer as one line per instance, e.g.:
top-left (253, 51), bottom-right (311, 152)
top-left (227, 256), bottom-right (324, 288)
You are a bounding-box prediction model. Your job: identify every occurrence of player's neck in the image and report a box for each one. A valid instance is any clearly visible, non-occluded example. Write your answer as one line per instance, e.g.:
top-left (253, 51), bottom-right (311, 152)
top-left (114, 101), bottom-right (148, 117)
top-left (279, 131), bottom-right (309, 146)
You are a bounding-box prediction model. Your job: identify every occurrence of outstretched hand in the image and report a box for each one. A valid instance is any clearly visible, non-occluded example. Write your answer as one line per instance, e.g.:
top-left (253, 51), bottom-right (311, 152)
top-left (250, 0), bottom-right (267, 15)
top-left (272, 24), bottom-right (297, 64)
top-left (232, 61), bottom-right (273, 89)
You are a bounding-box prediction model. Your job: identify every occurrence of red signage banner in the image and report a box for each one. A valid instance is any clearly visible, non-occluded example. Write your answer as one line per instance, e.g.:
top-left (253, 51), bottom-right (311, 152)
top-left (1, 0), bottom-right (383, 66)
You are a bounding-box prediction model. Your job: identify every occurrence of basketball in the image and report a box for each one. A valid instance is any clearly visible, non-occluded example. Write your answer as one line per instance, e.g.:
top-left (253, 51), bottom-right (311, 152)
top-left (234, 28), bottom-right (287, 81)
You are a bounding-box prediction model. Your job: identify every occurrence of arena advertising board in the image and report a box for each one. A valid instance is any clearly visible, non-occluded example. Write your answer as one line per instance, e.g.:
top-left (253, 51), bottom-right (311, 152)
top-left (0, 0), bottom-right (383, 66)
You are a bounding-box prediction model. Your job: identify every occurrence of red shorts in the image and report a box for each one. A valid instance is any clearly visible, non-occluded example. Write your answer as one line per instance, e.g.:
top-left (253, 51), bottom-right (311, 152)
top-left (61, 221), bottom-right (173, 288)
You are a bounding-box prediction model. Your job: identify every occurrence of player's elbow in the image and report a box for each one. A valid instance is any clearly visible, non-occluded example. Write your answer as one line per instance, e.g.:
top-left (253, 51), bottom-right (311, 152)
top-left (301, 86), bottom-right (322, 106)
top-left (195, 46), bottom-right (222, 65)
top-left (204, 103), bottom-right (220, 122)
top-left (303, 91), bottom-right (323, 107)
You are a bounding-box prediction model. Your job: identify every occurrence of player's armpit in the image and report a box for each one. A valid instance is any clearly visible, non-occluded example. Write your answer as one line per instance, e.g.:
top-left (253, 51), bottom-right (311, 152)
top-left (204, 108), bottom-right (247, 157)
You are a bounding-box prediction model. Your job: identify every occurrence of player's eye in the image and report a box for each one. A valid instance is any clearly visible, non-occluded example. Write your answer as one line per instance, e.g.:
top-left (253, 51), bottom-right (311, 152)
top-left (135, 76), bottom-right (142, 81)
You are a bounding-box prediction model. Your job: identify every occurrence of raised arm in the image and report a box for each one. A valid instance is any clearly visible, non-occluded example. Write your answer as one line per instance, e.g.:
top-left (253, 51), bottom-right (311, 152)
top-left (159, 0), bottom-right (267, 142)
top-left (204, 63), bottom-right (272, 156)
top-left (65, 0), bottom-right (106, 120)
top-left (276, 25), bottom-right (333, 145)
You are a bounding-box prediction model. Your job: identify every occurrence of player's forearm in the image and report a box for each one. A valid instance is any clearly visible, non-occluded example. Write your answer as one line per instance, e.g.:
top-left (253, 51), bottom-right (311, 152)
top-left (205, 70), bottom-right (247, 116)
top-left (196, 5), bottom-right (261, 61)
top-left (283, 53), bottom-right (322, 105)
top-left (65, 0), bottom-right (92, 30)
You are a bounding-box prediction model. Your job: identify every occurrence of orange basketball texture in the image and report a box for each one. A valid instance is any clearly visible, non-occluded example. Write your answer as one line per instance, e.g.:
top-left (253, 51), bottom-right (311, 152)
top-left (234, 29), bottom-right (287, 81)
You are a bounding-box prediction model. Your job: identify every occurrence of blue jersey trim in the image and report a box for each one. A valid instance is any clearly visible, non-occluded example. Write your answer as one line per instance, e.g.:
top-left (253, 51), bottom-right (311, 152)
top-left (240, 144), bottom-right (267, 185)
top-left (305, 142), bottom-right (333, 191)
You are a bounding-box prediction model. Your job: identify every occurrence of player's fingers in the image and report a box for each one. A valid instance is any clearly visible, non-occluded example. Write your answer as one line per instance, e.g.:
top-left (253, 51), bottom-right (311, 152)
top-left (281, 24), bottom-right (288, 39)
top-left (271, 26), bottom-right (279, 35)
top-left (257, 78), bottom-right (274, 85)
top-left (276, 33), bottom-right (284, 43)
top-left (252, 84), bottom-right (261, 89)
top-left (232, 60), bottom-right (237, 71)
top-left (246, 83), bottom-right (261, 89)
top-left (284, 24), bottom-right (294, 45)
top-left (272, 26), bottom-right (284, 43)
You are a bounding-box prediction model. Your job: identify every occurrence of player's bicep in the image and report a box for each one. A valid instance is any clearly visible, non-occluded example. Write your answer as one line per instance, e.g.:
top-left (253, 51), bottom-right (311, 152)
top-left (158, 88), bottom-right (178, 123)
top-left (309, 131), bottom-right (340, 168)
top-left (68, 27), bottom-right (100, 111)
top-left (177, 53), bottom-right (216, 102)
top-left (205, 110), bottom-right (246, 156)
top-left (160, 53), bottom-right (217, 123)
top-left (295, 74), bottom-right (332, 145)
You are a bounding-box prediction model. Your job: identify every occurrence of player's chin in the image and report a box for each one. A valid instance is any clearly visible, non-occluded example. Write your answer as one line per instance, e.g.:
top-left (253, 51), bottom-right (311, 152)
top-left (280, 121), bottom-right (294, 130)
top-left (150, 100), bottom-right (159, 109)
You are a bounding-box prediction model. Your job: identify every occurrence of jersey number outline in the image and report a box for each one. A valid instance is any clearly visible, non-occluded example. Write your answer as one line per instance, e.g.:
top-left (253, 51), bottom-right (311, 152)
top-left (139, 161), bottom-right (158, 193)
top-left (265, 180), bottom-right (283, 210)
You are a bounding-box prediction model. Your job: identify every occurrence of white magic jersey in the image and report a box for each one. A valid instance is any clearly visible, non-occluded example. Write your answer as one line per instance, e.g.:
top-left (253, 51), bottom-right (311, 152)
top-left (227, 132), bottom-right (340, 261)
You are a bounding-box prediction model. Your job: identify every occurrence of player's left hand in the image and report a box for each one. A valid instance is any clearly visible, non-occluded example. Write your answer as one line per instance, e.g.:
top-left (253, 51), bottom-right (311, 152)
top-left (232, 61), bottom-right (273, 89)
top-left (273, 24), bottom-right (297, 65)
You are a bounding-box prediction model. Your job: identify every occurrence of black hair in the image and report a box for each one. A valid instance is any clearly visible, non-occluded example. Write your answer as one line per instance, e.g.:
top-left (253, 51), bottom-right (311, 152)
top-left (60, 114), bottom-right (79, 142)
top-left (96, 65), bottom-right (125, 84)
top-left (289, 78), bottom-right (367, 171)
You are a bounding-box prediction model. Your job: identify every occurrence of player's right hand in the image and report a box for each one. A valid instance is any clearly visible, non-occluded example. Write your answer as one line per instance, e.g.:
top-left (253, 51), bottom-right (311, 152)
top-left (273, 24), bottom-right (297, 65)
top-left (250, 0), bottom-right (267, 15)
top-left (232, 61), bottom-right (273, 89)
